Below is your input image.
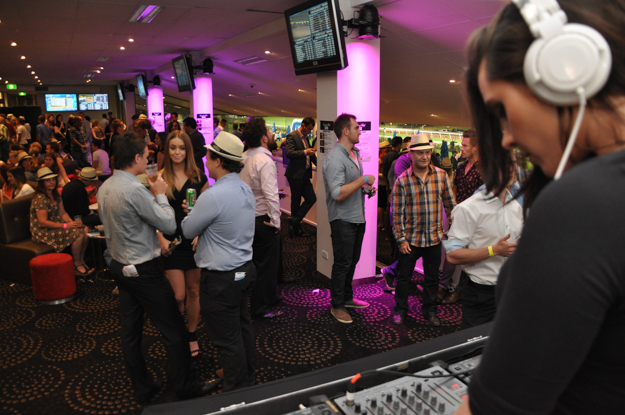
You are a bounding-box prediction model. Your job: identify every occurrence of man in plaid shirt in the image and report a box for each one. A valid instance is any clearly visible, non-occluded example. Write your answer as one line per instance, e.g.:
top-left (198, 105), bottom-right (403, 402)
top-left (391, 133), bottom-right (456, 326)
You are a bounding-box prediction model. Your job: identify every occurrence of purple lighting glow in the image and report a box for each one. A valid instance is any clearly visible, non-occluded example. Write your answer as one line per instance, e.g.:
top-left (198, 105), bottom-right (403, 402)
top-left (130, 5), bottom-right (164, 24)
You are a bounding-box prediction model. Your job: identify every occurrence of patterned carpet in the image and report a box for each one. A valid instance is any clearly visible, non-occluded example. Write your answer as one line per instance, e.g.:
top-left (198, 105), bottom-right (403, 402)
top-left (0, 215), bottom-right (461, 415)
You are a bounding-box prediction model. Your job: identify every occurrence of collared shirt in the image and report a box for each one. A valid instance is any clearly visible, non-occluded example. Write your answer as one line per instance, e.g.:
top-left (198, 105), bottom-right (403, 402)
top-left (454, 160), bottom-right (483, 203)
top-left (392, 165), bottom-right (456, 247)
top-left (181, 173), bottom-right (255, 271)
top-left (37, 123), bottom-right (52, 146)
top-left (323, 143), bottom-right (365, 224)
top-left (98, 169), bottom-right (176, 265)
top-left (444, 189), bottom-right (523, 285)
top-left (240, 147), bottom-right (281, 228)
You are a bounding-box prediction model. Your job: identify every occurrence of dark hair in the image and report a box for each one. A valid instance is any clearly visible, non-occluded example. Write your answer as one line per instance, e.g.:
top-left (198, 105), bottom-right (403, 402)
top-left (183, 117), bottom-right (197, 129)
top-left (131, 114), bottom-right (139, 121)
top-left (67, 118), bottom-right (75, 128)
top-left (0, 164), bottom-right (8, 182)
top-left (391, 136), bottom-right (402, 148)
top-left (35, 178), bottom-right (60, 200)
top-left (134, 119), bottom-right (149, 131)
top-left (18, 117), bottom-right (26, 125)
top-left (8, 166), bottom-right (26, 186)
top-left (239, 122), bottom-right (246, 130)
top-left (207, 150), bottom-right (243, 174)
top-left (50, 142), bottom-right (60, 153)
top-left (112, 119), bottom-right (124, 132)
top-left (466, 0), bottom-right (625, 212)
top-left (232, 123), bottom-right (239, 130)
top-left (114, 133), bottom-right (147, 170)
top-left (242, 117), bottom-right (267, 148)
top-left (38, 115), bottom-right (45, 124)
top-left (302, 117), bottom-right (315, 129)
top-left (92, 139), bottom-right (103, 149)
top-left (333, 113), bottom-right (355, 138)
top-left (102, 114), bottom-right (107, 118)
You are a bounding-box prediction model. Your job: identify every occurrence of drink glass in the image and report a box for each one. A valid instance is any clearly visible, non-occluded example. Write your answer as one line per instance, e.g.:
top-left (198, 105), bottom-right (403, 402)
top-left (73, 215), bottom-right (82, 225)
top-left (146, 164), bottom-right (159, 183)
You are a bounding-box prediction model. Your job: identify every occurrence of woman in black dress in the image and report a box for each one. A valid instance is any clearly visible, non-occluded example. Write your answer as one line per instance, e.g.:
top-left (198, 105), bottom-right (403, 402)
top-left (157, 130), bottom-right (208, 358)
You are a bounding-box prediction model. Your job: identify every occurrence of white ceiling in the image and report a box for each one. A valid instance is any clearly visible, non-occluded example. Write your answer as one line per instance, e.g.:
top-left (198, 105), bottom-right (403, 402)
top-left (0, 0), bottom-right (507, 126)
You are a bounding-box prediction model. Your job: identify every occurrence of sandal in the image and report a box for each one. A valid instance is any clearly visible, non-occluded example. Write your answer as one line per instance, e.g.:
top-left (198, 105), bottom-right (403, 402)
top-left (74, 264), bottom-right (90, 276)
top-left (188, 331), bottom-right (201, 359)
top-left (80, 263), bottom-right (95, 274)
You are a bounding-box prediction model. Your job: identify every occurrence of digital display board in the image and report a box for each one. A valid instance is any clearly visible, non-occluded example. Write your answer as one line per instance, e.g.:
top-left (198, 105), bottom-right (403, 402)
top-left (78, 93), bottom-right (109, 111)
top-left (45, 94), bottom-right (78, 112)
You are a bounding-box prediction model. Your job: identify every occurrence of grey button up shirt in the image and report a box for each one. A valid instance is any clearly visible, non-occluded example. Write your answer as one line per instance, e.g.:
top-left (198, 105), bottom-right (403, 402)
top-left (323, 143), bottom-right (365, 224)
top-left (98, 169), bottom-right (176, 265)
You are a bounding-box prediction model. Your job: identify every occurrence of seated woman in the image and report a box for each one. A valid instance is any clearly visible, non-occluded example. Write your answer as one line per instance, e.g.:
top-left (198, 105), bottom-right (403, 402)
top-left (0, 164), bottom-right (13, 201)
top-left (7, 166), bottom-right (34, 199)
top-left (30, 167), bottom-right (92, 276)
top-left (42, 151), bottom-right (70, 187)
top-left (29, 142), bottom-right (44, 165)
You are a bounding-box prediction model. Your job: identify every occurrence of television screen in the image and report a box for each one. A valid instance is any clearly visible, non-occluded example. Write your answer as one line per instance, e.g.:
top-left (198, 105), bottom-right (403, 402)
top-left (116, 82), bottom-right (125, 101)
top-left (45, 94), bottom-right (78, 112)
top-left (78, 93), bottom-right (109, 111)
top-left (284, 0), bottom-right (347, 76)
top-left (172, 55), bottom-right (195, 92)
top-left (136, 74), bottom-right (148, 98)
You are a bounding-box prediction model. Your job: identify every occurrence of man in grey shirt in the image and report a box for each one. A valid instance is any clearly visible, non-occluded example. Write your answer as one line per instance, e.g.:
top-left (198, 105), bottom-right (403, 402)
top-left (323, 113), bottom-right (376, 324)
top-left (98, 133), bottom-right (217, 404)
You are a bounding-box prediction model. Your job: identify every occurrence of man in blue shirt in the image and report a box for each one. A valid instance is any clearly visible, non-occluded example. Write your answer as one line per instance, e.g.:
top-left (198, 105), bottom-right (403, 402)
top-left (323, 113), bottom-right (376, 324)
top-left (182, 131), bottom-right (257, 391)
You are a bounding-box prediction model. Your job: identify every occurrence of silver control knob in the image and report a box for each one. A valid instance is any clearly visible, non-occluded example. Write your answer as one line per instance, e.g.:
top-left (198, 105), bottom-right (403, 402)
top-left (400, 405), bottom-right (408, 415)
top-left (430, 396), bottom-right (437, 406)
top-left (438, 402), bottom-right (446, 412)
top-left (423, 390), bottom-right (430, 399)
top-left (423, 408), bottom-right (430, 415)
top-left (377, 406), bottom-right (384, 415)
top-left (416, 399), bottom-right (423, 411)
top-left (408, 394), bottom-right (415, 404)
top-left (393, 400), bottom-right (399, 410)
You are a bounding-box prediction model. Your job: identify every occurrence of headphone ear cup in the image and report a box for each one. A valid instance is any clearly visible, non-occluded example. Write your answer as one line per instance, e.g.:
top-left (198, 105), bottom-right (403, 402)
top-left (524, 23), bottom-right (612, 106)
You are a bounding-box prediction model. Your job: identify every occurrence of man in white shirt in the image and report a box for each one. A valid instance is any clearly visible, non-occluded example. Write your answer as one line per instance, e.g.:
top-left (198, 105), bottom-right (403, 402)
top-left (213, 118), bottom-right (227, 139)
top-left (17, 117), bottom-right (31, 147)
top-left (99, 113), bottom-right (109, 132)
top-left (240, 118), bottom-right (282, 319)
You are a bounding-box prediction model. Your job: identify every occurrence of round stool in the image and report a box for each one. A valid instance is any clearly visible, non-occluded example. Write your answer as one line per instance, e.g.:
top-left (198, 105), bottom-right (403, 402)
top-left (30, 253), bottom-right (76, 305)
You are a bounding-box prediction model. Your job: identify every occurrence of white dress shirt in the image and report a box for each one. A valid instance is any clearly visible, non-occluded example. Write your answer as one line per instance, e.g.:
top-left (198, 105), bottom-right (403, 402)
top-left (240, 147), bottom-right (281, 229)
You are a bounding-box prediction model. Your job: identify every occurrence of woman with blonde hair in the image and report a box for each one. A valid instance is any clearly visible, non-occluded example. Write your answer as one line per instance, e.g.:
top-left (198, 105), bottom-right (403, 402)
top-left (157, 130), bottom-right (208, 358)
top-left (91, 118), bottom-right (105, 141)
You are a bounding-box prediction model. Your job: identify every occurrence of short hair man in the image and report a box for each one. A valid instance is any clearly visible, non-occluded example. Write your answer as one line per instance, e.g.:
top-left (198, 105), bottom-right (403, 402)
top-left (213, 118), bottom-right (227, 138)
top-left (285, 116), bottom-right (317, 236)
top-left (98, 133), bottom-right (217, 403)
top-left (182, 117), bottom-right (205, 170)
top-left (181, 132), bottom-right (256, 391)
top-left (133, 119), bottom-right (151, 146)
top-left (16, 117), bottom-right (31, 148)
top-left (240, 118), bottom-right (282, 319)
top-left (99, 113), bottom-right (109, 132)
top-left (323, 113), bottom-right (376, 324)
top-left (62, 167), bottom-right (101, 227)
top-left (231, 123), bottom-right (243, 140)
top-left (69, 117), bottom-right (91, 168)
top-left (391, 133), bottom-right (456, 326)
top-left (36, 114), bottom-right (53, 148)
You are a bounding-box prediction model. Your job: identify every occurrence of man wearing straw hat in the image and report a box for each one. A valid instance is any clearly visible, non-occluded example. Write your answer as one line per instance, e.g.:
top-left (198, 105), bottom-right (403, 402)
top-left (182, 131), bottom-right (257, 392)
top-left (391, 133), bottom-right (456, 326)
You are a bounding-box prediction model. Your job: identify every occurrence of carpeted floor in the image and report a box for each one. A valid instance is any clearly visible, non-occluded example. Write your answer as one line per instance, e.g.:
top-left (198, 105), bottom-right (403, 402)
top-left (0, 215), bottom-right (461, 415)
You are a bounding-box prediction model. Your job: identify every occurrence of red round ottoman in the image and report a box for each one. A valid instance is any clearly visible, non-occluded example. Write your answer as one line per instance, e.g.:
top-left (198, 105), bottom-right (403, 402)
top-left (30, 253), bottom-right (76, 305)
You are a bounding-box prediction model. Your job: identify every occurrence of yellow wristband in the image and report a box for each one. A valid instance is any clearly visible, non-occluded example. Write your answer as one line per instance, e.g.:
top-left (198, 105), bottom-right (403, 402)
top-left (488, 245), bottom-right (495, 257)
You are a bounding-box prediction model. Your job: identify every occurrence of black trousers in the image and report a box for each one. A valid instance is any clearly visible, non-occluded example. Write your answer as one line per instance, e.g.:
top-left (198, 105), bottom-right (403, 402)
top-left (287, 176), bottom-right (316, 221)
top-left (250, 215), bottom-right (280, 316)
top-left (461, 278), bottom-right (497, 329)
top-left (330, 220), bottom-right (366, 309)
top-left (110, 258), bottom-right (198, 400)
top-left (394, 243), bottom-right (441, 317)
top-left (201, 261), bottom-right (256, 392)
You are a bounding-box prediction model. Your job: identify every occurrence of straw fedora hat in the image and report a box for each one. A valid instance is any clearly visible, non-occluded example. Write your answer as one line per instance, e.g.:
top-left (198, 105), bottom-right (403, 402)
top-left (37, 167), bottom-right (58, 180)
top-left (205, 131), bottom-right (244, 162)
top-left (409, 133), bottom-right (434, 151)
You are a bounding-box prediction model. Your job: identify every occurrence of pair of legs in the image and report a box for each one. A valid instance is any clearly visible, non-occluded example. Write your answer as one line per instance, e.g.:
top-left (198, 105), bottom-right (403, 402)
top-left (287, 176), bottom-right (316, 226)
top-left (71, 150), bottom-right (91, 169)
top-left (167, 268), bottom-right (201, 356)
top-left (394, 243), bottom-right (442, 319)
top-left (461, 279), bottom-right (496, 329)
top-left (330, 220), bottom-right (366, 309)
top-left (71, 226), bottom-right (91, 274)
top-left (250, 215), bottom-right (280, 316)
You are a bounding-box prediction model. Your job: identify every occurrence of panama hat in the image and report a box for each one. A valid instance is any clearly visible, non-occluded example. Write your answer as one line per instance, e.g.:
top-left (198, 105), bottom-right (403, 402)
top-left (409, 133), bottom-right (434, 151)
top-left (379, 141), bottom-right (391, 149)
top-left (78, 167), bottom-right (98, 181)
top-left (205, 131), bottom-right (244, 162)
top-left (37, 167), bottom-right (58, 180)
top-left (17, 152), bottom-right (32, 163)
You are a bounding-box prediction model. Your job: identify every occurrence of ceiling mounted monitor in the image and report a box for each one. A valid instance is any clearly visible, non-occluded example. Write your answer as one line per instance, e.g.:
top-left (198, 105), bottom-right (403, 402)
top-left (116, 82), bottom-right (125, 101)
top-left (78, 93), bottom-right (109, 111)
top-left (45, 94), bottom-right (77, 112)
top-left (172, 54), bottom-right (196, 92)
top-left (136, 73), bottom-right (148, 98)
top-left (284, 0), bottom-right (347, 76)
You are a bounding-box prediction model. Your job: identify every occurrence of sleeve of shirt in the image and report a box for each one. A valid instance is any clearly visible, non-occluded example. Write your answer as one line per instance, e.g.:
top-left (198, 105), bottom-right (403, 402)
top-left (443, 204), bottom-right (475, 252)
top-left (323, 155), bottom-right (345, 201)
top-left (181, 190), bottom-right (218, 239)
top-left (131, 190), bottom-right (176, 235)
top-left (392, 177), bottom-right (407, 245)
top-left (259, 158), bottom-right (281, 228)
top-left (441, 172), bottom-right (456, 218)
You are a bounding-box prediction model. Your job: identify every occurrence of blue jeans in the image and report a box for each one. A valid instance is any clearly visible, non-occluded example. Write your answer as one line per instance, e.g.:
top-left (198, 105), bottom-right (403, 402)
top-left (330, 220), bottom-right (366, 309)
top-left (72, 149), bottom-right (91, 169)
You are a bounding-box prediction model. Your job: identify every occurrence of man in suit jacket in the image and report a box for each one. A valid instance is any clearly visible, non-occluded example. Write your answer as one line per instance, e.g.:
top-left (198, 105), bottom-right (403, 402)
top-left (285, 117), bottom-right (316, 236)
top-left (183, 117), bottom-right (206, 170)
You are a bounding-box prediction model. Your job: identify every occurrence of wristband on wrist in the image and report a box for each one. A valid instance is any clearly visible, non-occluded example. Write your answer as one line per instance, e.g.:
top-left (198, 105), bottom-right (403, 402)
top-left (364, 175), bottom-right (368, 184)
top-left (488, 245), bottom-right (495, 257)
top-left (64, 223), bottom-right (68, 230)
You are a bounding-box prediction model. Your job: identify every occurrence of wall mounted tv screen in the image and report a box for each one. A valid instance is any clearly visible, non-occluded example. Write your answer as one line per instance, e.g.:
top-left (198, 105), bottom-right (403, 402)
top-left (284, 0), bottom-right (347, 76)
top-left (136, 74), bottom-right (148, 98)
top-left (116, 82), bottom-right (125, 101)
top-left (172, 54), bottom-right (195, 92)
top-left (78, 93), bottom-right (109, 111)
top-left (45, 94), bottom-right (78, 112)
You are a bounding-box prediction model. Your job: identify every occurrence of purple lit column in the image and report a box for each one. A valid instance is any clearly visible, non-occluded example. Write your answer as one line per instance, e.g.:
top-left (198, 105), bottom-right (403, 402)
top-left (147, 85), bottom-right (164, 133)
top-left (192, 75), bottom-right (213, 178)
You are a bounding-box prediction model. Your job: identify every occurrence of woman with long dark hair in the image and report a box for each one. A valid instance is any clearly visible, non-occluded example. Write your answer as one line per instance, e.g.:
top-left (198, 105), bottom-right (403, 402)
top-left (454, 1), bottom-right (625, 414)
top-left (7, 166), bottom-right (34, 199)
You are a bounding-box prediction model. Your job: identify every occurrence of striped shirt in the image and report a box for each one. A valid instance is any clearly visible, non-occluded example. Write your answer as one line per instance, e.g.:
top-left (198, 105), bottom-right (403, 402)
top-left (392, 165), bottom-right (456, 247)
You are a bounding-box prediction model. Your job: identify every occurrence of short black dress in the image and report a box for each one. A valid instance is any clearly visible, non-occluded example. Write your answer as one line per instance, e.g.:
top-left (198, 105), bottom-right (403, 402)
top-left (162, 172), bottom-right (207, 270)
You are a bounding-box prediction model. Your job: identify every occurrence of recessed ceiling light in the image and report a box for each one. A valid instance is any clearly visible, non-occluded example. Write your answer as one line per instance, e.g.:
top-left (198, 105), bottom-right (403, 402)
top-left (100, 67), bottom-right (104, 70)
top-left (4, 81), bottom-right (8, 84)
top-left (0, 77), bottom-right (2, 80)
top-left (298, 89), bottom-right (304, 92)
top-left (11, 42), bottom-right (16, 46)
top-left (31, 71), bottom-right (35, 74)
top-left (26, 65), bottom-right (31, 68)
top-left (265, 50), bottom-right (271, 54)
top-left (86, 79), bottom-right (91, 82)
top-left (20, 56), bottom-right (25, 59)
top-left (120, 46), bottom-right (125, 50)
top-left (129, 38), bottom-right (134, 42)
top-left (96, 70), bottom-right (100, 73)
top-left (449, 79), bottom-right (456, 83)
top-left (34, 76), bottom-right (38, 79)
top-left (431, 114), bottom-right (435, 116)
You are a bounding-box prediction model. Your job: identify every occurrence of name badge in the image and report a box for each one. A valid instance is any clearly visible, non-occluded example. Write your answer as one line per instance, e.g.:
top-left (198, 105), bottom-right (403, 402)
top-left (234, 272), bottom-right (246, 281)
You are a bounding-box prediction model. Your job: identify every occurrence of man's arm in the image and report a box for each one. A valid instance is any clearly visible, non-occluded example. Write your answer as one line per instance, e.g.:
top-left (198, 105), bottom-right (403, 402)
top-left (181, 190), bottom-right (218, 239)
top-left (323, 157), bottom-right (374, 202)
top-left (441, 172), bottom-right (456, 219)
top-left (132, 176), bottom-right (176, 235)
top-left (258, 160), bottom-right (281, 229)
top-left (285, 133), bottom-right (311, 159)
top-left (392, 178), bottom-right (407, 246)
top-left (447, 234), bottom-right (516, 265)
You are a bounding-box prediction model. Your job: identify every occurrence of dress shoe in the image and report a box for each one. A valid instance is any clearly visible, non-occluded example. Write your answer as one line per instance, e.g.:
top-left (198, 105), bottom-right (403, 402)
top-left (442, 288), bottom-right (462, 304)
top-left (196, 378), bottom-right (221, 397)
top-left (344, 298), bottom-right (369, 308)
top-left (137, 379), bottom-right (164, 405)
top-left (381, 267), bottom-right (396, 290)
top-left (260, 310), bottom-right (284, 319)
top-left (437, 288), bottom-right (447, 302)
top-left (427, 314), bottom-right (441, 327)
top-left (331, 308), bottom-right (353, 324)
top-left (392, 314), bottom-right (404, 325)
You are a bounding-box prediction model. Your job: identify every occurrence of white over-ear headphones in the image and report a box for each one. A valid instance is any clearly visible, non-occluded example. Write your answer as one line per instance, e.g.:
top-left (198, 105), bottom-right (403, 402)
top-left (513, 0), bottom-right (612, 106)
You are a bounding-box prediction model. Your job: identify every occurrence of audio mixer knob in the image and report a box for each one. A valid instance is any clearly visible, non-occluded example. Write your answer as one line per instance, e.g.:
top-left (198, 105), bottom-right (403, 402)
top-left (401, 387), bottom-right (408, 398)
top-left (423, 408), bottom-right (430, 415)
top-left (408, 394), bottom-right (415, 404)
top-left (393, 400), bottom-right (399, 410)
top-left (438, 402), bottom-right (446, 412)
top-left (416, 399), bottom-right (423, 411)
top-left (386, 394), bottom-right (393, 403)
top-left (355, 402), bottom-right (361, 412)
top-left (400, 405), bottom-right (408, 415)
top-left (377, 406), bottom-right (384, 415)
top-left (416, 383), bottom-right (422, 393)
top-left (423, 390), bottom-right (430, 399)
top-left (430, 396), bottom-right (437, 406)
top-left (371, 397), bottom-right (377, 408)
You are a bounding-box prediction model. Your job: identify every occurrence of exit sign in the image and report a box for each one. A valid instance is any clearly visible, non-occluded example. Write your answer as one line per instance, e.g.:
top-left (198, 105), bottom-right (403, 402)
top-left (6, 84), bottom-right (17, 90)
top-left (18, 92), bottom-right (26, 96)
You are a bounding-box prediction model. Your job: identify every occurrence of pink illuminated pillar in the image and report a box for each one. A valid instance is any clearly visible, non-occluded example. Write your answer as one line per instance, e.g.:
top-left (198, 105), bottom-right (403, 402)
top-left (147, 86), bottom-right (164, 133)
top-left (192, 75), bottom-right (213, 178)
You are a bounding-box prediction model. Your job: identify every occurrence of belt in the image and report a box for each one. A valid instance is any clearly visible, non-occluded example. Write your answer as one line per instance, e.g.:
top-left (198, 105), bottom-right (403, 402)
top-left (467, 278), bottom-right (496, 292)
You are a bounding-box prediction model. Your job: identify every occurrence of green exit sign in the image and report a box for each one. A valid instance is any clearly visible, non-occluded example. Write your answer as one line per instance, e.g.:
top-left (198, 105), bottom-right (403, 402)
top-left (18, 92), bottom-right (26, 96)
top-left (6, 84), bottom-right (17, 90)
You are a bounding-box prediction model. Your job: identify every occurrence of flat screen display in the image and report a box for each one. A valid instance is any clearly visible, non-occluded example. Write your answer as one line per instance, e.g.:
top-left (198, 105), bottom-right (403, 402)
top-left (45, 94), bottom-right (78, 112)
top-left (78, 93), bottom-right (109, 111)
top-left (116, 83), bottom-right (125, 101)
top-left (285, 0), bottom-right (347, 76)
top-left (172, 55), bottom-right (195, 92)
top-left (136, 74), bottom-right (148, 98)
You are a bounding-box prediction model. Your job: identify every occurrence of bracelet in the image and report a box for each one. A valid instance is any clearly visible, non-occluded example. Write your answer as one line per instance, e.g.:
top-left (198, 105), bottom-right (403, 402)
top-left (488, 245), bottom-right (494, 257)
top-left (364, 175), bottom-right (368, 184)
top-left (64, 223), bottom-right (68, 230)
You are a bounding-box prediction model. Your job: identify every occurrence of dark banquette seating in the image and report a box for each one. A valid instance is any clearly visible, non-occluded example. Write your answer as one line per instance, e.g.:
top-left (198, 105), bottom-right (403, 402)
top-left (0, 194), bottom-right (55, 285)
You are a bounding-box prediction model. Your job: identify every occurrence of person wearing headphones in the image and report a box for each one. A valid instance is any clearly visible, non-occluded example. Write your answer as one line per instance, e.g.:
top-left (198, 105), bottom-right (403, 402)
top-left (455, 0), bottom-right (623, 414)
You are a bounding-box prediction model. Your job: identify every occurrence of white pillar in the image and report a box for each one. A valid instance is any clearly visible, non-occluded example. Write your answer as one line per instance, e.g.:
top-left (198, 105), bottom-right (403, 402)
top-left (147, 85), bottom-right (165, 133)
top-left (192, 75), bottom-right (214, 179)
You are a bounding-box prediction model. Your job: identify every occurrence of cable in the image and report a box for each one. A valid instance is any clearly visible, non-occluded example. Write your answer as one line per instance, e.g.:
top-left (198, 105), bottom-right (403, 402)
top-left (553, 87), bottom-right (587, 180)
